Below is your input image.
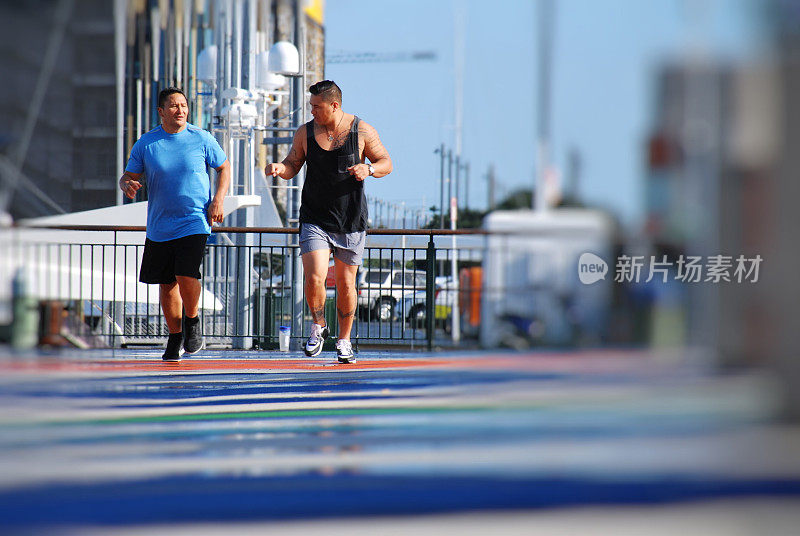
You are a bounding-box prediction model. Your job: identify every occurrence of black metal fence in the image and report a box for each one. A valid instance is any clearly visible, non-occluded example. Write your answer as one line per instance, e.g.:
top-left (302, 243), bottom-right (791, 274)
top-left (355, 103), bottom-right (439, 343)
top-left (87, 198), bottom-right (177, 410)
top-left (2, 226), bottom-right (485, 351)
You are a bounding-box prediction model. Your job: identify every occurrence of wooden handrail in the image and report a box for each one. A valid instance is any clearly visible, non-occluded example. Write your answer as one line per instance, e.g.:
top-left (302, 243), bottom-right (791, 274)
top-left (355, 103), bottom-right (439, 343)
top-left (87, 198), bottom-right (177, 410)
top-left (16, 225), bottom-right (490, 236)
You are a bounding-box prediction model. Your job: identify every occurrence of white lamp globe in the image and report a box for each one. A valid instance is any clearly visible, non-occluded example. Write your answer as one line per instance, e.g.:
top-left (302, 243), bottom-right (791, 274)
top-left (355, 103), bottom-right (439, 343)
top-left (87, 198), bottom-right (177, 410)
top-left (197, 45), bottom-right (218, 82)
top-left (267, 41), bottom-right (300, 76)
top-left (256, 51), bottom-right (287, 90)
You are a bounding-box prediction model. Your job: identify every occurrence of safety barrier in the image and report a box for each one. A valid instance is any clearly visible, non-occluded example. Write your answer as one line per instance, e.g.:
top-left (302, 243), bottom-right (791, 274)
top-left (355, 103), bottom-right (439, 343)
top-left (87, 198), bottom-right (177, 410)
top-left (0, 226), bottom-right (485, 351)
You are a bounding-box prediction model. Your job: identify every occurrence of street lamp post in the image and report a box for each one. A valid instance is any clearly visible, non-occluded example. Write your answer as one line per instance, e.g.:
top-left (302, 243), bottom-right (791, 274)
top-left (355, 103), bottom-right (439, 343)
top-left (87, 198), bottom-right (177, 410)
top-left (447, 149), bottom-right (453, 223)
top-left (464, 161), bottom-right (470, 211)
top-left (435, 143), bottom-right (446, 229)
top-left (455, 154), bottom-right (461, 211)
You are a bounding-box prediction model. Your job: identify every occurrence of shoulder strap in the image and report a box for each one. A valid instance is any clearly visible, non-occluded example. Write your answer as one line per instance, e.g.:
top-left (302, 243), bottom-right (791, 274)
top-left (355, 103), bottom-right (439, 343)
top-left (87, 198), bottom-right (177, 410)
top-left (350, 116), bottom-right (360, 154)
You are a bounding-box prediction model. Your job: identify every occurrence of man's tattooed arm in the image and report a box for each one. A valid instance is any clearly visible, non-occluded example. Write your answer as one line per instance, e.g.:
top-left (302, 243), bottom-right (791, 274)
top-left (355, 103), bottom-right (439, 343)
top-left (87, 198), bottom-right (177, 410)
top-left (280, 125), bottom-right (307, 178)
top-left (360, 122), bottom-right (393, 178)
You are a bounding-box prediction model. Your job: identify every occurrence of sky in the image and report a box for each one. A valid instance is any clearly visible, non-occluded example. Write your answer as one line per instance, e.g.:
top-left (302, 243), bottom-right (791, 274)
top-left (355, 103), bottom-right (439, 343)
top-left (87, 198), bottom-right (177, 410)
top-left (324, 0), bottom-right (768, 230)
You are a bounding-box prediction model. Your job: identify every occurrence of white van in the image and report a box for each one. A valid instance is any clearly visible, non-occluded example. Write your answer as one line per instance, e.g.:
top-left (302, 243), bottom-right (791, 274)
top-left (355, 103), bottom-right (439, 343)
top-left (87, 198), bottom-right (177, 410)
top-left (357, 268), bottom-right (427, 321)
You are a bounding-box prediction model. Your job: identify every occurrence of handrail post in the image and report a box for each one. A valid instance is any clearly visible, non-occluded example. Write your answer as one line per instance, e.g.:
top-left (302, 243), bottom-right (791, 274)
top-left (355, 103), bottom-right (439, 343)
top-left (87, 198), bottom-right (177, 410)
top-left (426, 233), bottom-right (436, 351)
top-left (111, 230), bottom-right (121, 348)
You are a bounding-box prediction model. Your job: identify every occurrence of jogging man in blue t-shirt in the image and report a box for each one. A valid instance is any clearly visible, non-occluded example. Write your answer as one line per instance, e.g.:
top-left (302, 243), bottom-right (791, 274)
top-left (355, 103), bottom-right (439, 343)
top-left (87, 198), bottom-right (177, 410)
top-left (119, 87), bottom-right (230, 361)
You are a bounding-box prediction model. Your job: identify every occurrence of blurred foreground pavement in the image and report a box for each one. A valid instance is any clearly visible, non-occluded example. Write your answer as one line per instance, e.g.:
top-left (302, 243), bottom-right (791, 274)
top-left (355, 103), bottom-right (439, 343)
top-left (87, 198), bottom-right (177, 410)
top-left (0, 347), bottom-right (798, 535)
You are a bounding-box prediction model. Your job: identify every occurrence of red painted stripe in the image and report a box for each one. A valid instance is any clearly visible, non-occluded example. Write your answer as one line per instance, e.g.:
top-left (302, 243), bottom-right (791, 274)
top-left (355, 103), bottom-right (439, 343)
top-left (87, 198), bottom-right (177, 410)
top-left (0, 358), bottom-right (459, 373)
top-left (0, 349), bottom-right (650, 374)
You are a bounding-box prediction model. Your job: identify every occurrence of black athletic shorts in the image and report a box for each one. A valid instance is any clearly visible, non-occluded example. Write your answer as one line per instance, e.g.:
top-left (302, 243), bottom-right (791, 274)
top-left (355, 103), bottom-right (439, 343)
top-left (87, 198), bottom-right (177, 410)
top-left (139, 234), bottom-right (208, 284)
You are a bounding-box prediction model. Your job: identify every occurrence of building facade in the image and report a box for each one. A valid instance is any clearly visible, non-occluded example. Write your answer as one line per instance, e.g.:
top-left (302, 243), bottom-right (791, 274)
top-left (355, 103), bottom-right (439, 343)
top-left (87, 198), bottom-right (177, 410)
top-left (0, 0), bottom-right (325, 221)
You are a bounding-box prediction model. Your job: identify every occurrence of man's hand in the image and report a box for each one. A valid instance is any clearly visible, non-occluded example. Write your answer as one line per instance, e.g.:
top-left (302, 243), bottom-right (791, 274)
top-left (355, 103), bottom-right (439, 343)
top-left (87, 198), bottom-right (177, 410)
top-left (266, 163), bottom-right (286, 178)
top-left (347, 164), bottom-right (371, 181)
top-left (207, 196), bottom-right (224, 225)
top-left (119, 174), bottom-right (142, 199)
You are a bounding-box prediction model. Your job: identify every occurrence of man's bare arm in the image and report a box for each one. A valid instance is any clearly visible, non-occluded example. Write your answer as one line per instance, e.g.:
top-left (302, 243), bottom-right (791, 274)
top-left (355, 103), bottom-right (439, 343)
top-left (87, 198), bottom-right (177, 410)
top-left (207, 159), bottom-right (231, 224)
top-left (361, 122), bottom-right (392, 178)
top-left (119, 171), bottom-right (143, 199)
top-left (266, 125), bottom-right (306, 180)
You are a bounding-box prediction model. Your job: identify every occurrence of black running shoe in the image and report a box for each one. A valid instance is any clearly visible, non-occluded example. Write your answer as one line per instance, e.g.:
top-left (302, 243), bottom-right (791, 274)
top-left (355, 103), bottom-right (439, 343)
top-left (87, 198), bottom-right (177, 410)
top-left (336, 339), bottom-right (356, 363)
top-left (304, 323), bottom-right (329, 357)
top-left (183, 315), bottom-right (204, 355)
top-left (163, 332), bottom-right (184, 361)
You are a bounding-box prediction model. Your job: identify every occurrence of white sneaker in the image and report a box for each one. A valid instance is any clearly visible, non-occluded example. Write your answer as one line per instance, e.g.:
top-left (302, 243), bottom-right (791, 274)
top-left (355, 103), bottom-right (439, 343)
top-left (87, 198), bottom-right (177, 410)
top-left (336, 339), bottom-right (355, 363)
top-left (304, 323), bottom-right (329, 357)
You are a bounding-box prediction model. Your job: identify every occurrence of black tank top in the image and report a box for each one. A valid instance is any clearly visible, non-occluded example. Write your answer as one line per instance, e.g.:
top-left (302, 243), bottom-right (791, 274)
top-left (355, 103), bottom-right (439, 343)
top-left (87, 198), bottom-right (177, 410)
top-left (299, 116), bottom-right (368, 233)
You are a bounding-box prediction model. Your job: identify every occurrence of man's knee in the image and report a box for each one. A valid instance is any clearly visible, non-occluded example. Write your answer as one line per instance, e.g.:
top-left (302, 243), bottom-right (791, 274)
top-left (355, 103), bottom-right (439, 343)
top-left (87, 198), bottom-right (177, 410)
top-left (305, 272), bottom-right (326, 288)
top-left (335, 277), bottom-right (355, 295)
top-left (160, 281), bottom-right (178, 292)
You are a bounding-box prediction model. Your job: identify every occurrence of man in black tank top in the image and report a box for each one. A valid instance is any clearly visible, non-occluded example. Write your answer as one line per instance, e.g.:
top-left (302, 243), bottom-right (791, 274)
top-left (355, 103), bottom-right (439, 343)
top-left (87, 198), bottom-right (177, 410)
top-left (266, 80), bottom-right (393, 363)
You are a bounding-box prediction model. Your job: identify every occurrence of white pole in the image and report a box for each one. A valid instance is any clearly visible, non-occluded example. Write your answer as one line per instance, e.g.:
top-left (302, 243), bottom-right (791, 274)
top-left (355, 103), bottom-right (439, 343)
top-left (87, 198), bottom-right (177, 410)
top-left (454, 7), bottom-right (464, 158)
top-left (223, 0), bottom-right (232, 95)
top-left (450, 200), bottom-right (460, 343)
top-left (175, 1), bottom-right (183, 86)
top-left (112, 0), bottom-right (127, 344)
top-left (450, 3), bottom-right (465, 343)
top-left (291, 1), bottom-right (307, 349)
top-left (135, 78), bottom-right (142, 139)
top-left (233, 0), bottom-right (242, 89)
top-left (535, 0), bottom-right (554, 212)
top-left (151, 6), bottom-right (160, 84)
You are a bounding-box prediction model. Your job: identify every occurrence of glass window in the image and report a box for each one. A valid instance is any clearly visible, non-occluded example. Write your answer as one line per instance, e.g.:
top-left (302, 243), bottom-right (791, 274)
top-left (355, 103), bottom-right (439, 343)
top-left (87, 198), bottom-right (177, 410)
top-left (366, 271), bottom-right (389, 284)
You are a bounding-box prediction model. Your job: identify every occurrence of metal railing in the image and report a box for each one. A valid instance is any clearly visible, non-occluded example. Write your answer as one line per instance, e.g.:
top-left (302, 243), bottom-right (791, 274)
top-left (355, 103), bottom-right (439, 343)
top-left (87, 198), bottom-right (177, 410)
top-left (1, 226), bottom-right (486, 351)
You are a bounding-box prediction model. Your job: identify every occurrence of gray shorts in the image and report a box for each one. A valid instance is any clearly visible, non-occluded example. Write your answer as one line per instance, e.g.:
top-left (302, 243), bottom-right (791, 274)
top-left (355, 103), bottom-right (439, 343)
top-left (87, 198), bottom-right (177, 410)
top-left (299, 222), bottom-right (366, 266)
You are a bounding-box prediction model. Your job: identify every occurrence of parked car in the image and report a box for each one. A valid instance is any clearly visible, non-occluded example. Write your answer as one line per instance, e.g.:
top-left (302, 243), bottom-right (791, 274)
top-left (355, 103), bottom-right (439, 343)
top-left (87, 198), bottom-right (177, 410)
top-left (357, 268), bottom-right (427, 321)
top-left (261, 260), bottom-right (337, 299)
top-left (395, 276), bottom-right (456, 331)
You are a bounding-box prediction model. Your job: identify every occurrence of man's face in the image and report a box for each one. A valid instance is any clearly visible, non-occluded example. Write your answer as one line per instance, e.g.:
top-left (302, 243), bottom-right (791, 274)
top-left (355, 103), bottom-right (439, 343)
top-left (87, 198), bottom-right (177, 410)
top-left (309, 95), bottom-right (338, 124)
top-left (158, 92), bottom-right (188, 130)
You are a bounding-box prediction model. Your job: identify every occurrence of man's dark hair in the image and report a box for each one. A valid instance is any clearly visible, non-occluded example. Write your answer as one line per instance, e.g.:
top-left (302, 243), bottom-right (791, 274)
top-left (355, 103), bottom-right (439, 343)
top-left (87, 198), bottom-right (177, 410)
top-left (309, 80), bottom-right (342, 104)
top-left (158, 87), bottom-right (187, 108)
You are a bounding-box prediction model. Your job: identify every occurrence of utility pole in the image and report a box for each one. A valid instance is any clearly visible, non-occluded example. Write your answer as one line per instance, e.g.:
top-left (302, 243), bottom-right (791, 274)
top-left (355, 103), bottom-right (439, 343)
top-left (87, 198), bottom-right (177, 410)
top-left (535, 0), bottom-right (554, 211)
top-left (487, 164), bottom-right (496, 211)
top-left (436, 143), bottom-right (446, 228)
top-left (464, 161), bottom-right (470, 211)
top-left (447, 149), bottom-right (453, 222)
top-left (454, 155), bottom-right (461, 211)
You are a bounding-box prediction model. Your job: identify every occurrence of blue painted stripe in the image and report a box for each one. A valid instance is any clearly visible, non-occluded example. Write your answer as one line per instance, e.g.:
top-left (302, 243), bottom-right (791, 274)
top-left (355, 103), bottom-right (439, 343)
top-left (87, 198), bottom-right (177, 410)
top-left (1, 474), bottom-right (798, 527)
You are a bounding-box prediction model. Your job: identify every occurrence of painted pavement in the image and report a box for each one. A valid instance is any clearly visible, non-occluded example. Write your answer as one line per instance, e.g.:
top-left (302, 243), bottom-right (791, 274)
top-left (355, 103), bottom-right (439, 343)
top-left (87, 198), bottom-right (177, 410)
top-left (0, 347), bottom-right (798, 533)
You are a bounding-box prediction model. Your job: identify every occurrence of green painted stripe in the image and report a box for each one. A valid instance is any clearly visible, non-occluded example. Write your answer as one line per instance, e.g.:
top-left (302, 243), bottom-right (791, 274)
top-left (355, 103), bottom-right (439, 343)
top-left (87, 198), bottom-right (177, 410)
top-left (33, 403), bottom-right (539, 427)
top-left (91, 405), bottom-right (508, 425)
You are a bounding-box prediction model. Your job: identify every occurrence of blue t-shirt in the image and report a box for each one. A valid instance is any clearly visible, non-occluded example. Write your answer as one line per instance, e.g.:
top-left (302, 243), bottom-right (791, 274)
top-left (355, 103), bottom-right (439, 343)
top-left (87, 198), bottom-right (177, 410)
top-left (125, 124), bottom-right (227, 242)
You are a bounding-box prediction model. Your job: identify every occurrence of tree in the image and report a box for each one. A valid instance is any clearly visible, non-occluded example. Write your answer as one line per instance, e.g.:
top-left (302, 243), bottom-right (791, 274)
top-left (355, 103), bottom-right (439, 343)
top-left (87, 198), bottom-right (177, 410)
top-left (496, 188), bottom-right (533, 210)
